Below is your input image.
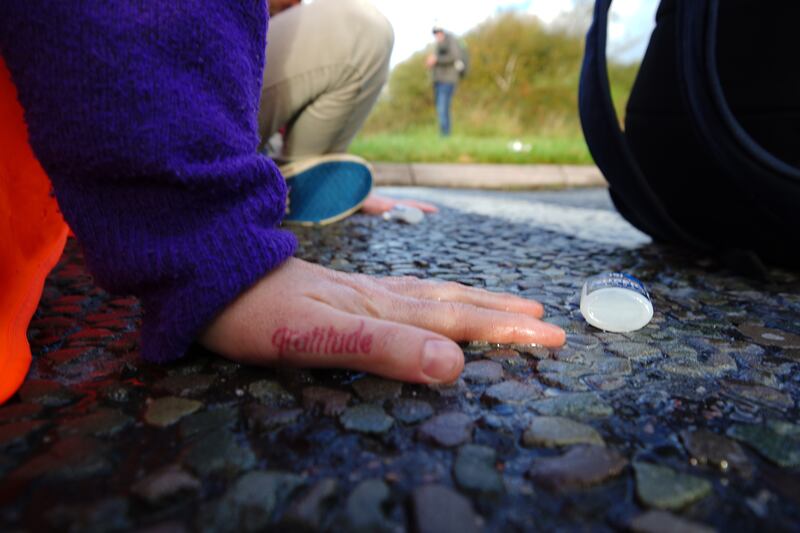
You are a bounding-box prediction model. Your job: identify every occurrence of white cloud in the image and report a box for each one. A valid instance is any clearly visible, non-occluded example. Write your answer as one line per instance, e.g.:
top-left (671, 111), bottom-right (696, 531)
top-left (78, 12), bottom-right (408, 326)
top-left (367, 0), bottom-right (658, 67)
top-left (368, 0), bottom-right (517, 67)
top-left (526, 0), bottom-right (574, 25)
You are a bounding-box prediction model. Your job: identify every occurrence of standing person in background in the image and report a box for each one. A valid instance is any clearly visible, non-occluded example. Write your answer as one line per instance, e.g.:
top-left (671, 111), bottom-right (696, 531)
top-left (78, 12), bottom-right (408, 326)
top-left (426, 26), bottom-right (461, 137)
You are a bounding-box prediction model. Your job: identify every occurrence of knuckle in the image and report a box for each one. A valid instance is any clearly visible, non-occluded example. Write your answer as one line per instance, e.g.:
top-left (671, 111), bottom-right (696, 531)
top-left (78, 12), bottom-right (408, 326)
top-left (438, 281), bottom-right (466, 299)
top-left (440, 301), bottom-right (469, 336)
top-left (374, 327), bottom-right (401, 356)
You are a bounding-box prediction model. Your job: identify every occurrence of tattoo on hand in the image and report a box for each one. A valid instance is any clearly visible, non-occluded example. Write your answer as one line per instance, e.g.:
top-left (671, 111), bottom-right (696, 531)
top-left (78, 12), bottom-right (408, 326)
top-left (272, 320), bottom-right (373, 356)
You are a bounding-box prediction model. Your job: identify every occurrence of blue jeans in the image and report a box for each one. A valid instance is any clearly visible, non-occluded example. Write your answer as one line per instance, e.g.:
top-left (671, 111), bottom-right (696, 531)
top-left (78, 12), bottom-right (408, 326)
top-left (434, 82), bottom-right (455, 136)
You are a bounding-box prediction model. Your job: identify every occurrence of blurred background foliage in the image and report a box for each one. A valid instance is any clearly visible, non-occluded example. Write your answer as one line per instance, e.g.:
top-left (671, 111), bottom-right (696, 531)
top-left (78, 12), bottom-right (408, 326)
top-left (350, 10), bottom-right (641, 164)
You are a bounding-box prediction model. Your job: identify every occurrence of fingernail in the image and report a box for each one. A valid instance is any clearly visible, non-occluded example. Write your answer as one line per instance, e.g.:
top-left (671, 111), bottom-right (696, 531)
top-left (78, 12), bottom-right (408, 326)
top-left (422, 340), bottom-right (462, 382)
top-left (543, 323), bottom-right (567, 346)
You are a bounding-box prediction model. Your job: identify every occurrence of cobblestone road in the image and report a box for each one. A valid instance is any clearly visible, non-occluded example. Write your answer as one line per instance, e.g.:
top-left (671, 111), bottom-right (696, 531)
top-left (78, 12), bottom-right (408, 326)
top-left (2, 188), bottom-right (799, 532)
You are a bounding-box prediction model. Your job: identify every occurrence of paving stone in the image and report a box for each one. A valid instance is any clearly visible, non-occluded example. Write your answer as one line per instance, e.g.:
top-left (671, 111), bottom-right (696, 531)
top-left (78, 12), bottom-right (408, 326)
top-left (204, 471), bottom-right (305, 532)
top-left (180, 405), bottom-right (238, 438)
top-left (584, 375), bottom-right (627, 391)
top-left (0, 403), bottom-right (43, 423)
top-left (10, 436), bottom-right (111, 482)
top-left (339, 405), bottom-right (394, 435)
top-left (0, 420), bottom-right (49, 450)
top-left (154, 374), bottom-right (216, 397)
top-left (145, 397), bottom-right (203, 427)
top-left (45, 347), bottom-right (92, 365)
top-left (536, 373), bottom-right (590, 392)
top-left (738, 369), bottom-right (780, 388)
top-left (345, 479), bottom-right (394, 533)
top-left (511, 344), bottom-right (552, 359)
top-left (553, 345), bottom-right (594, 364)
top-left (662, 343), bottom-right (699, 360)
top-left (183, 429), bottom-right (256, 477)
top-left (301, 386), bottom-right (351, 416)
top-left (132, 465), bottom-right (201, 506)
top-left (246, 404), bottom-right (303, 432)
top-left (165, 357), bottom-right (210, 377)
top-left (418, 412), bottom-right (474, 447)
top-left (769, 419), bottom-right (800, 438)
top-left (728, 420), bottom-right (800, 468)
top-left (607, 342), bottom-right (662, 363)
top-left (98, 383), bottom-right (132, 403)
top-left (462, 360), bottom-right (504, 384)
top-left (782, 348), bottom-right (800, 362)
top-left (589, 356), bottom-right (632, 375)
top-left (484, 349), bottom-right (527, 368)
top-left (705, 352), bottom-right (738, 376)
top-left (482, 380), bottom-right (543, 405)
top-left (522, 416), bottom-right (605, 448)
top-left (18, 380), bottom-right (81, 407)
top-left (629, 510), bottom-right (715, 533)
top-left (390, 399), bottom-right (434, 424)
top-left (738, 324), bottom-right (800, 349)
top-left (411, 484), bottom-right (479, 533)
top-left (722, 382), bottom-right (795, 409)
top-left (532, 393), bottom-right (614, 420)
top-left (565, 333), bottom-right (601, 350)
top-left (67, 327), bottom-right (114, 344)
top-left (661, 359), bottom-right (713, 379)
top-left (59, 408), bottom-right (133, 437)
top-left (680, 428), bottom-right (753, 475)
top-left (44, 497), bottom-right (131, 532)
top-left (352, 377), bottom-right (403, 404)
top-left (281, 478), bottom-right (338, 531)
top-left (662, 352), bottom-right (738, 378)
top-left (537, 359), bottom-right (594, 378)
top-left (454, 444), bottom-right (503, 494)
top-left (248, 380), bottom-right (296, 407)
top-left (428, 378), bottom-right (468, 397)
top-left (633, 462), bottom-right (712, 511)
top-left (528, 445), bottom-right (627, 491)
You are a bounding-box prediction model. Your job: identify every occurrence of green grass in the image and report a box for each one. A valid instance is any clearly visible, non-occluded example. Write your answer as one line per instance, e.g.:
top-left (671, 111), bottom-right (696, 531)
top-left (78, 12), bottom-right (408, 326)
top-left (349, 130), bottom-right (593, 165)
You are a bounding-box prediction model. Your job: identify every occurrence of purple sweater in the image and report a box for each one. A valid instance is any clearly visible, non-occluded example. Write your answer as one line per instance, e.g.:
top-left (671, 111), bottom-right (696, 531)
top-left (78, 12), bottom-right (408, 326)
top-left (1, 1), bottom-right (297, 362)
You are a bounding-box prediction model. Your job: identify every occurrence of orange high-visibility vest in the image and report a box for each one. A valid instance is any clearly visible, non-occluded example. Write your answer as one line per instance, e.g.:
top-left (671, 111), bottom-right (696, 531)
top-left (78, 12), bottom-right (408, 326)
top-left (0, 56), bottom-right (69, 404)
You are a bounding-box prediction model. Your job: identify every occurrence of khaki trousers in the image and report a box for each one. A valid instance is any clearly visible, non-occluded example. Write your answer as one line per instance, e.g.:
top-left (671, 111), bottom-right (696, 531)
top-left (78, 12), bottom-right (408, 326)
top-left (258, 0), bottom-right (394, 159)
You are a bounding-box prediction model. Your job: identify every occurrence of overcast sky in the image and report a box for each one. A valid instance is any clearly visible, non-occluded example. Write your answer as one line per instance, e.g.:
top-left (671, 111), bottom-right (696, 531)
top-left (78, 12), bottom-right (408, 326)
top-left (367, 0), bottom-right (659, 67)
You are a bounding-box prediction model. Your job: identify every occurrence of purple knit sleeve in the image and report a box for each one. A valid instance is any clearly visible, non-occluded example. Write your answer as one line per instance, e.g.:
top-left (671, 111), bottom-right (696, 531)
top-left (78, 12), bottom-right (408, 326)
top-left (1, 1), bottom-right (297, 362)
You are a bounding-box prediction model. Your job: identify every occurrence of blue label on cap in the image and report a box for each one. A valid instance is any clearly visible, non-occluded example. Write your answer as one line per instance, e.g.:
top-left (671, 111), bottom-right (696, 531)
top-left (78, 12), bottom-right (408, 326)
top-left (586, 272), bottom-right (650, 300)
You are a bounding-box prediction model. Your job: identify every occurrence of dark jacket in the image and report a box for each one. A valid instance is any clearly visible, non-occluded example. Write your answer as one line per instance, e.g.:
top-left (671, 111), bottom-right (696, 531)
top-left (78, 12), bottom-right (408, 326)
top-left (432, 33), bottom-right (460, 85)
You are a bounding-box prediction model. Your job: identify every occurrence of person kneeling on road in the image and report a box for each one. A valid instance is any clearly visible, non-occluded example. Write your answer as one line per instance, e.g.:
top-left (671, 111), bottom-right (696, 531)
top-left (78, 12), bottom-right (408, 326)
top-left (0, 0), bottom-right (566, 399)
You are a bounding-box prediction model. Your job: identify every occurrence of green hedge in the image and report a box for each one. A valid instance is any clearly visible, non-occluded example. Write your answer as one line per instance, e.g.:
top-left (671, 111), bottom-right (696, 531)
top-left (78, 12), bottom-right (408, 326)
top-left (361, 11), bottom-right (639, 139)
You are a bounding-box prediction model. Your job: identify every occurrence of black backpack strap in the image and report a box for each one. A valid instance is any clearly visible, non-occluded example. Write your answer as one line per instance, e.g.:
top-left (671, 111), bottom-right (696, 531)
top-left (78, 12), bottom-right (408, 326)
top-left (677, 0), bottom-right (800, 221)
top-left (578, 0), bottom-right (709, 250)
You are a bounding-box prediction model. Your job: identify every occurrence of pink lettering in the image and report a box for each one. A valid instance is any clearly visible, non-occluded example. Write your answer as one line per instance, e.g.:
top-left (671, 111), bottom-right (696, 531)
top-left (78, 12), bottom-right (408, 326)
top-left (271, 323), bottom-right (374, 356)
top-left (271, 328), bottom-right (290, 356)
top-left (360, 333), bottom-right (372, 354)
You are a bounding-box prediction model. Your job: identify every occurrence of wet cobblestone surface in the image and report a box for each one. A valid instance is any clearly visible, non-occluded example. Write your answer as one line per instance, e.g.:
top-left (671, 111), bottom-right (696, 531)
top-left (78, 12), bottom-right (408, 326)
top-left (2, 189), bottom-right (800, 532)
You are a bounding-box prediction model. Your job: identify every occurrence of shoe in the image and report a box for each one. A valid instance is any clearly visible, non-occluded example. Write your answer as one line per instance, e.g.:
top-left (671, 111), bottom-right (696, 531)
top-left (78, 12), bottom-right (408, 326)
top-left (280, 154), bottom-right (373, 226)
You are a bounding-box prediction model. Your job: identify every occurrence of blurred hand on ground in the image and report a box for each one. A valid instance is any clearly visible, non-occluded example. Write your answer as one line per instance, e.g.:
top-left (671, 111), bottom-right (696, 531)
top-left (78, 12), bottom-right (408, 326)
top-left (201, 258), bottom-right (565, 384)
top-left (361, 194), bottom-right (439, 215)
top-left (268, 0), bottom-right (301, 16)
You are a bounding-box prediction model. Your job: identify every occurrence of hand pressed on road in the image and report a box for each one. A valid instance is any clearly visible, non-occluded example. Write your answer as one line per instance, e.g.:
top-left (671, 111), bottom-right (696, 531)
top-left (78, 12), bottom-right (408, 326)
top-left (360, 194), bottom-right (439, 216)
top-left (200, 258), bottom-right (565, 384)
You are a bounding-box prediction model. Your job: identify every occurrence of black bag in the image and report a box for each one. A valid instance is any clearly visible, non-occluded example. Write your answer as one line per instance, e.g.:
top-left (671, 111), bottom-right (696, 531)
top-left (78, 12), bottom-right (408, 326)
top-left (579, 0), bottom-right (800, 269)
top-left (455, 38), bottom-right (470, 79)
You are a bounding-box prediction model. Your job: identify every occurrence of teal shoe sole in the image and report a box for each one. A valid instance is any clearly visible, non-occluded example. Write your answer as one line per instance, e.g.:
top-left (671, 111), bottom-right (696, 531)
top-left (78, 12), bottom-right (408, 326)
top-left (283, 159), bottom-right (373, 226)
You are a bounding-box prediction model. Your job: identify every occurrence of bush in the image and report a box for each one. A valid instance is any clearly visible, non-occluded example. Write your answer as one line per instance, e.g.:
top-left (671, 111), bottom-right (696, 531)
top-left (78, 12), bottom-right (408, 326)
top-left (362, 11), bottom-right (639, 138)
